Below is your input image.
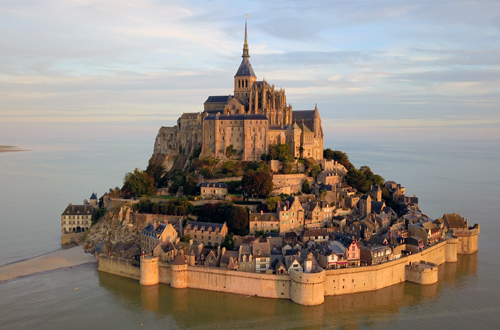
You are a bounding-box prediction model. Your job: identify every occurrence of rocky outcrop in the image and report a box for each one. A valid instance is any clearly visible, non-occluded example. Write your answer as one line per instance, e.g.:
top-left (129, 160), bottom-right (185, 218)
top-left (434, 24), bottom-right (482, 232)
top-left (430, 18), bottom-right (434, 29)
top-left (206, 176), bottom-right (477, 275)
top-left (83, 206), bottom-right (141, 257)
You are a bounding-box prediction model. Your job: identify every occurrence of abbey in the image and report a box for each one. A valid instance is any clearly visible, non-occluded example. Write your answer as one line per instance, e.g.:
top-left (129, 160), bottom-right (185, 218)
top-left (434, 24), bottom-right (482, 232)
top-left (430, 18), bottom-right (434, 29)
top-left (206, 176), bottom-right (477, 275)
top-left (152, 19), bottom-right (324, 171)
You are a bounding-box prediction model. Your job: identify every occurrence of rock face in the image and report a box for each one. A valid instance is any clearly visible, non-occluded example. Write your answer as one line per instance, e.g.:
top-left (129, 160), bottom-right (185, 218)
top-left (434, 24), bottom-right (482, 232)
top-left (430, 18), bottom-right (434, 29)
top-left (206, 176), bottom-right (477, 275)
top-left (83, 206), bottom-right (141, 257)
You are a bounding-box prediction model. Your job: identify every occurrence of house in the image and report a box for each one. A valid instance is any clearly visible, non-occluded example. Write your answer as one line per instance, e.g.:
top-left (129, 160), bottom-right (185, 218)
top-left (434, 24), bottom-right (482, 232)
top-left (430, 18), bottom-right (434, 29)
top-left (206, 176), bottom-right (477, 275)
top-left (368, 185), bottom-right (382, 202)
top-left (200, 182), bottom-right (228, 199)
top-left (277, 196), bottom-right (305, 232)
top-left (153, 241), bottom-right (177, 263)
top-left (249, 211), bottom-right (280, 234)
top-left (330, 233), bottom-right (361, 267)
top-left (301, 250), bottom-right (321, 273)
top-left (301, 229), bottom-right (329, 243)
top-left (183, 221), bottom-right (228, 247)
top-left (406, 236), bottom-right (424, 253)
top-left (408, 221), bottom-right (442, 246)
top-left (359, 241), bottom-right (392, 266)
top-left (359, 195), bottom-right (372, 218)
top-left (286, 255), bottom-right (303, 273)
top-left (61, 203), bottom-right (95, 235)
top-left (371, 201), bottom-right (386, 214)
top-left (375, 213), bottom-right (391, 232)
top-left (220, 248), bottom-right (239, 270)
top-left (252, 240), bottom-right (272, 273)
top-left (361, 218), bottom-right (380, 239)
top-left (314, 244), bottom-right (345, 270)
top-left (238, 244), bottom-right (253, 272)
top-left (141, 222), bottom-right (178, 254)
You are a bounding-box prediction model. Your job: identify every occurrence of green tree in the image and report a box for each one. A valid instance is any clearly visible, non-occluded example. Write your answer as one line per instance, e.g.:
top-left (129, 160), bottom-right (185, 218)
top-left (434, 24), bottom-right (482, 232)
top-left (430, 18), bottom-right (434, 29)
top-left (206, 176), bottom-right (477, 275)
top-left (122, 168), bottom-right (155, 198)
top-left (325, 150), bottom-right (352, 169)
top-left (302, 179), bottom-right (312, 194)
top-left (345, 167), bottom-right (369, 193)
top-left (221, 234), bottom-right (235, 250)
top-left (265, 196), bottom-right (281, 212)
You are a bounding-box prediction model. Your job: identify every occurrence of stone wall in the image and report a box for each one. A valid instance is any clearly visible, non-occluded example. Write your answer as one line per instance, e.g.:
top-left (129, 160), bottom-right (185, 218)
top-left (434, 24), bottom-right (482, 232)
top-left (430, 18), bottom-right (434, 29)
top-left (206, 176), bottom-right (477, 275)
top-left (272, 174), bottom-right (313, 195)
top-left (186, 266), bottom-right (291, 299)
top-left (97, 235), bottom-right (479, 306)
top-left (61, 232), bottom-right (85, 244)
top-left (98, 255), bottom-right (140, 280)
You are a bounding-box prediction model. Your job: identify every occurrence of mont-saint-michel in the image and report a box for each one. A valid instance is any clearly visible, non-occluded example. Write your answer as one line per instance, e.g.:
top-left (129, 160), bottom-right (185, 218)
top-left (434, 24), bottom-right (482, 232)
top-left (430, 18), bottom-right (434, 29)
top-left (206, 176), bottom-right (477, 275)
top-left (61, 19), bottom-right (480, 306)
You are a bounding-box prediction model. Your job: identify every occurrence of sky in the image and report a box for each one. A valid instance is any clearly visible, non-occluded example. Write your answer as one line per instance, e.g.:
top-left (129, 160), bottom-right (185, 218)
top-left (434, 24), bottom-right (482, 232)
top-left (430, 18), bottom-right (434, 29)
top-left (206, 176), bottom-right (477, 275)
top-left (1, 0), bottom-right (500, 146)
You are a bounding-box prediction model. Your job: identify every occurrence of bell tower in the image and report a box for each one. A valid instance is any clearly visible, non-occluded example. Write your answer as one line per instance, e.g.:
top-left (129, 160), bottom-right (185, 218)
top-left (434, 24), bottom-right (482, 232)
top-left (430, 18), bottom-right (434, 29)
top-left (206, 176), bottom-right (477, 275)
top-left (234, 15), bottom-right (257, 99)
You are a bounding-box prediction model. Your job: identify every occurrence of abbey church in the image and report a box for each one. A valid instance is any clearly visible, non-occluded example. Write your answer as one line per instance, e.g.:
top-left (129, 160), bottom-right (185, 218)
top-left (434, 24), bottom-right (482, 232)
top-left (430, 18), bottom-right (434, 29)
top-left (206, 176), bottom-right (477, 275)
top-left (152, 19), bottom-right (324, 171)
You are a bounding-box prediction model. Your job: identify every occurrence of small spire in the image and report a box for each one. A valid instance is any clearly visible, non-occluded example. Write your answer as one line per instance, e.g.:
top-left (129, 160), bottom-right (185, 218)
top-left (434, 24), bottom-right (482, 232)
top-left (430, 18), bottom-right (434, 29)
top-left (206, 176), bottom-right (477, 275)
top-left (243, 14), bottom-right (249, 58)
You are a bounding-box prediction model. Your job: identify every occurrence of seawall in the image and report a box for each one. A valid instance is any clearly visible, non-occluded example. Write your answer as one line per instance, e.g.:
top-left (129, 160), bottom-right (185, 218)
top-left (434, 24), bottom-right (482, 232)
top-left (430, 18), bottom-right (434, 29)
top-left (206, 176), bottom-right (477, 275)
top-left (97, 236), bottom-right (476, 306)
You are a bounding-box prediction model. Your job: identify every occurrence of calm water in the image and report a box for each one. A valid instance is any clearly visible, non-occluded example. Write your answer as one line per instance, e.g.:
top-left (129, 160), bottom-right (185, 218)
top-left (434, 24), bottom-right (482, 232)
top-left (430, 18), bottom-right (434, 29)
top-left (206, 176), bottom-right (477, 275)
top-left (1, 138), bottom-right (499, 329)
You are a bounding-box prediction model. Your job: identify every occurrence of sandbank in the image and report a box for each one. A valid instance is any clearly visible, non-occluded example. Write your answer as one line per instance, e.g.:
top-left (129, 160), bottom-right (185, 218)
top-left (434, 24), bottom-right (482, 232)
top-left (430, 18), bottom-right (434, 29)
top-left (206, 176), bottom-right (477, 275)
top-left (0, 246), bottom-right (96, 282)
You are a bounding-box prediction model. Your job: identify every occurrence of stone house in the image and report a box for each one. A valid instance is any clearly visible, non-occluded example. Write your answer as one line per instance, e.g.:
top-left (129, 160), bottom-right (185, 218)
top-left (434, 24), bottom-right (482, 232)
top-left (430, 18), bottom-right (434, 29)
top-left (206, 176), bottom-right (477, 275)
top-left (277, 196), bottom-right (305, 233)
top-left (286, 255), bottom-right (303, 273)
top-left (153, 241), bottom-right (177, 263)
top-left (316, 171), bottom-right (341, 186)
top-left (220, 249), bottom-right (239, 270)
top-left (368, 185), bottom-right (382, 202)
top-left (359, 242), bottom-right (392, 266)
top-left (359, 195), bottom-right (372, 218)
top-left (238, 244), bottom-right (253, 272)
top-left (408, 221), bottom-right (442, 246)
top-left (249, 211), bottom-right (280, 234)
top-left (274, 260), bottom-right (287, 274)
top-left (313, 244), bottom-right (345, 270)
top-left (441, 213), bottom-right (468, 230)
top-left (61, 203), bottom-right (95, 235)
top-left (141, 222), bottom-right (178, 254)
top-left (301, 251), bottom-right (321, 273)
top-left (183, 221), bottom-right (228, 247)
top-left (301, 229), bottom-right (329, 243)
top-left (375, 213), bottom-right (391, 231)
top-left (200, 182), bottom-right (228, 200)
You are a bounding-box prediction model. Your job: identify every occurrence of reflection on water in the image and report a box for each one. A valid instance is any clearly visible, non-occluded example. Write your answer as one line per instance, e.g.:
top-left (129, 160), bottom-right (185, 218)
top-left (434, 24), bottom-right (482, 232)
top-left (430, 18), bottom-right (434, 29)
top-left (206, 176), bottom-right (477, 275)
top-left (96, 253), bottom-right (478, 329)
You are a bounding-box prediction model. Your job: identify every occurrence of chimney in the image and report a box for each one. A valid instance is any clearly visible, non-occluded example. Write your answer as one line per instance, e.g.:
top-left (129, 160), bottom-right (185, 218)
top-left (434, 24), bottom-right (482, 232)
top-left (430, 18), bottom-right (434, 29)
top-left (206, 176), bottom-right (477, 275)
top-left (261, 210), bottom-right (263, 215)
top-left (154, 221), bottom-right (159, 230)
top-left (286, 200), bottom-right (290, 208)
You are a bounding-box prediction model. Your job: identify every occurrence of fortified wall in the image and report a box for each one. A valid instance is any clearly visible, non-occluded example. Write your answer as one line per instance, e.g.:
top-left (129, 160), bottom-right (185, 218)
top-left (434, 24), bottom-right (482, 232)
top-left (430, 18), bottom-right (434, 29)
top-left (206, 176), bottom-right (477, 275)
top-left (98, 230), bottom-right (479, 306)
top-left (272, 174), bottom-right (313, 195)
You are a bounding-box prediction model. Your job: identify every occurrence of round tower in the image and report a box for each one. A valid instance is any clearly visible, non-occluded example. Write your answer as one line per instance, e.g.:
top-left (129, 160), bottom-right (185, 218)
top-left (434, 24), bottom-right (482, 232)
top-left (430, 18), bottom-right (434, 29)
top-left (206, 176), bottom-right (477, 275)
top-left (140, 256), bottom-right (159, 286)
top-left (289, 269), bottom-right (325, 306)
top-left (170, 253), bottom-right (188, 289)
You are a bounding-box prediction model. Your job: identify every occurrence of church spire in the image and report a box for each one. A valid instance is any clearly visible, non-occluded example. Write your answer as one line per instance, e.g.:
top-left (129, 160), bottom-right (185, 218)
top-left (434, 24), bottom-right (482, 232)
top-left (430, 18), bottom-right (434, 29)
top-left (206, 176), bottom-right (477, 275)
top-left (242, 14), bottom-right (249, 58)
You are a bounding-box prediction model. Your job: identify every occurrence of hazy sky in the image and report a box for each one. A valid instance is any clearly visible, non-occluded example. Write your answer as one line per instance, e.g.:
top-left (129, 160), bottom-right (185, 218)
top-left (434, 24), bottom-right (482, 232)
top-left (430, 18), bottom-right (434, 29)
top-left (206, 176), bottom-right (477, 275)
top-left (1, 0), bottom-right (499, 145)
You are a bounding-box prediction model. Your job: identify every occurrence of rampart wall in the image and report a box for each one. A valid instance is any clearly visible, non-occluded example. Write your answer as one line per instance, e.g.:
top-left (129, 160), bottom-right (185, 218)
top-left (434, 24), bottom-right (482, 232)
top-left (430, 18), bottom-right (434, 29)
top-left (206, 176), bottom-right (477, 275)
top-left (97, 234), bottom-right (477, 306)
top-left (98, 255), bottom-right (140, 281)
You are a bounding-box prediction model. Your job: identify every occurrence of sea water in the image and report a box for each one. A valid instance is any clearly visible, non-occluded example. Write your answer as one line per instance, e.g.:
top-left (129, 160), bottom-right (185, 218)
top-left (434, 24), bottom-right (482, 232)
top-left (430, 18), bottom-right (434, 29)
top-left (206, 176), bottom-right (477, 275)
top-left (0, 138), bottom-right (499, 329)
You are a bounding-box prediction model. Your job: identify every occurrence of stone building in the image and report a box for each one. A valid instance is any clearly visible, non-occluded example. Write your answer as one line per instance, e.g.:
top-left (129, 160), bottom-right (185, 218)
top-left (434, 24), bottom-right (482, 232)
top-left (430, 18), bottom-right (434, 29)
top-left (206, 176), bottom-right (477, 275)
top-left (141, 222), bottom-right (178, 254)
top-left (61, 203), bottom-right (95, 235)
top-left (183, 221), bottom-right (228, 247)
top-left (200, 182), bottom-right (228, 200)
top-left (150, 18), bottom-right (324, 170)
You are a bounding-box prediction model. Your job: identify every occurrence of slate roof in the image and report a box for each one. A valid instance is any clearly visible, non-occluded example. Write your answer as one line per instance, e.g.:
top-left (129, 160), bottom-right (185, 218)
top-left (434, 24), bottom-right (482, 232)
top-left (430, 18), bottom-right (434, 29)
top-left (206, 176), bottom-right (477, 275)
top-left (252, 241), bottom-right (271, 258)
top-left (235, 57), bottom-right (256, 77)
top-left (204, 95), bottom-right (231, 103)
top-left (62, 204), bottom-right (95, 216)
top-left (200, 182), bottom-right (228, 189)
top-left (303, 229), bottom-right (329, 238)
top-left (90, 193), bottom-right (98, 200)
top-left (180, 112), bottom-right (199, 119)
top-left (204, 114), bottom-right (268, 121)
top-left (330, 232), bottom-right (357, 249)
top-left (185, 221), bottom-right (225, 231)
top-left (371, 201), bottom-right (386, 213)
top-left (221, 250), bottom-right (238, 265)
top-left (292, 110), bottom-right (316, 121)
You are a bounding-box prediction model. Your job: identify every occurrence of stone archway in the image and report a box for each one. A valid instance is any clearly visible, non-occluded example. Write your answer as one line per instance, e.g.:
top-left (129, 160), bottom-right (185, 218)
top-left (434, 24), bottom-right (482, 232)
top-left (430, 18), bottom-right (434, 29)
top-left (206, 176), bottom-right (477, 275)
top-left (76, 226), bottom-right (82, 233)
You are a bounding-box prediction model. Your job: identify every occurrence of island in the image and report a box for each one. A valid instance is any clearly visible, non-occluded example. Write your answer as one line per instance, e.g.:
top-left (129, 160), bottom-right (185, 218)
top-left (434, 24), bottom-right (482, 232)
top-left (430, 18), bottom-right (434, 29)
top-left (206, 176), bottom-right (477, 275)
top-left (62, 19), bottom-right (480, 306)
